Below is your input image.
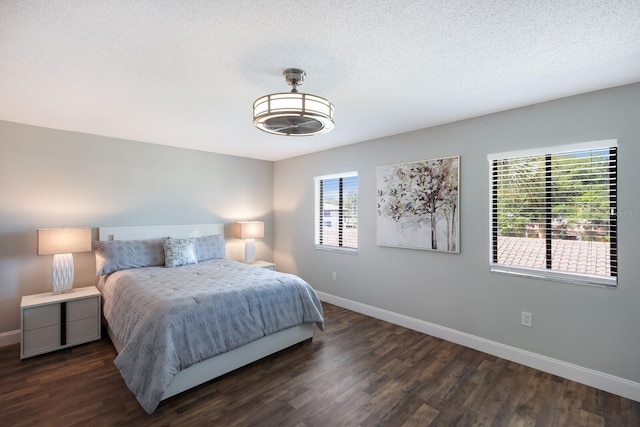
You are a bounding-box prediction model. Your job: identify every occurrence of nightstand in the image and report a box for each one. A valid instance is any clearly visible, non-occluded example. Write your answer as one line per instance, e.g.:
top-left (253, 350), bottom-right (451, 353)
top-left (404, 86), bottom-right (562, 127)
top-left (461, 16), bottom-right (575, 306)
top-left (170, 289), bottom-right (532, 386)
top-left (20, 286), bottom-right (101, 359)
top-left (250, 261), bottom-right (276, 271)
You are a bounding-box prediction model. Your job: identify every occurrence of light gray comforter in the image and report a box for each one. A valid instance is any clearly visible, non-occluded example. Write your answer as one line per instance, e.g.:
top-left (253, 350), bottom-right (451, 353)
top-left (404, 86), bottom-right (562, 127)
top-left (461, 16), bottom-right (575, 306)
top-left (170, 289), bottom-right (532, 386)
top-left (98, 259), bottom-right (324, 414)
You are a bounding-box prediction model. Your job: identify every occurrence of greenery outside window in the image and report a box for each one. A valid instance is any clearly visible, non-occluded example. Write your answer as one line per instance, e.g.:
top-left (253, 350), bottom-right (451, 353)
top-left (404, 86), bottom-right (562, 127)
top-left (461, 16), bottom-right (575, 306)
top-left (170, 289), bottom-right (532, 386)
top-left (314, 172), bottom-right (358, 252)
top-left (488, 140), bottom-right (617, 287)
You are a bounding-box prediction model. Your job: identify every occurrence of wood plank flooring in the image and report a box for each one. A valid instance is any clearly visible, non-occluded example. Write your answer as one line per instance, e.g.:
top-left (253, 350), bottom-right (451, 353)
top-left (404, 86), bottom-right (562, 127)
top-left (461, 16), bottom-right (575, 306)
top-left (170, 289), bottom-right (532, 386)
top-left (1, 303), bottom-right (639, 426)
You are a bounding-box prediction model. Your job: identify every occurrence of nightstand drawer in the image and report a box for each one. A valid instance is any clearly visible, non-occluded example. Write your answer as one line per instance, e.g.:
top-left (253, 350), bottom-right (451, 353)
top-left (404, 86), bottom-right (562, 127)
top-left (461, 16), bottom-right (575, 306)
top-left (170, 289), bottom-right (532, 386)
top-left (23, 304), bottom-right (60, 331)
top-left (67, 297), bottom-right (98, 322)
top-left (23, 325), bottom-right (61, 355)
top-left (67, 317), bottom-right (100, 344)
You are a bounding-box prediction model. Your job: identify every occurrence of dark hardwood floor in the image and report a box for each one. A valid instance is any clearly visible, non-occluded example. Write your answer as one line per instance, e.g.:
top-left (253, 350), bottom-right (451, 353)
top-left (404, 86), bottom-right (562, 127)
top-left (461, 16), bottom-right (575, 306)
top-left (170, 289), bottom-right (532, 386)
top-left (1, 303), bottom-right (639, 426)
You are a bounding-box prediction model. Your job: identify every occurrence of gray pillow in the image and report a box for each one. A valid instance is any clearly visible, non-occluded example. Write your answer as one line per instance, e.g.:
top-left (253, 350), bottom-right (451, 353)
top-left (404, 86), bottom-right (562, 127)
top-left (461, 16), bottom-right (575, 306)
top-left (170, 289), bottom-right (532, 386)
top-left (94, 238), bottom-right (166, 276)
top-left (164, 237), bottom-right (198, 268)
top-left (194, 234), bottom-right (226, 261)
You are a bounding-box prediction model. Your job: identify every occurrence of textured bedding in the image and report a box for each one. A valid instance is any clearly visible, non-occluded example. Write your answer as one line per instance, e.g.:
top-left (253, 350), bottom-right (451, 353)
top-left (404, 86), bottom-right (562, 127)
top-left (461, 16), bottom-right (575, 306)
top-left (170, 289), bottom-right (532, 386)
top-left (98, 259), bottom-right (324, 414)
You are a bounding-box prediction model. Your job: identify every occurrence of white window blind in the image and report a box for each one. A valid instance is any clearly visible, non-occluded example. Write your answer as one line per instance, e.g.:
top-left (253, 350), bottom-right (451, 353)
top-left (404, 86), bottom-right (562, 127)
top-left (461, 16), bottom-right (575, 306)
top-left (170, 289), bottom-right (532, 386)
top-left (314, 172), bottom-right (358, 252)
top-left (488, 140), bottom-right (617, 287)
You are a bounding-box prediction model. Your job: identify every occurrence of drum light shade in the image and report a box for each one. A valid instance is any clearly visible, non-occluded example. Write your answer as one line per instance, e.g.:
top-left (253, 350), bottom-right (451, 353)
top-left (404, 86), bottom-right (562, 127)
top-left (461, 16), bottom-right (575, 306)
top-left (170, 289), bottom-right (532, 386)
top-left (253, 68), bottom-right (334, 136)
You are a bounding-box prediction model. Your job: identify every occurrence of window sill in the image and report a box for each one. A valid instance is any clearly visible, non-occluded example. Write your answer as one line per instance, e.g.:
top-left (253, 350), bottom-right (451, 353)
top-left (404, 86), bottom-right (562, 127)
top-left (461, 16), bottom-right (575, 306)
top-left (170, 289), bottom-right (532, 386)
top-left (490, 264), bottom-right (617, 288)
top-left (315, 245), bottom-right (358, 255)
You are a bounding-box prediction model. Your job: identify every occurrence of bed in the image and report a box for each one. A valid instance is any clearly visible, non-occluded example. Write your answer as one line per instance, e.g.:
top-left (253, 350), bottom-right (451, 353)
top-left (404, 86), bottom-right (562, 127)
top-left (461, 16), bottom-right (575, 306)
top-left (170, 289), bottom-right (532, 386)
top-left (96, 224), bottom-right (324, 414)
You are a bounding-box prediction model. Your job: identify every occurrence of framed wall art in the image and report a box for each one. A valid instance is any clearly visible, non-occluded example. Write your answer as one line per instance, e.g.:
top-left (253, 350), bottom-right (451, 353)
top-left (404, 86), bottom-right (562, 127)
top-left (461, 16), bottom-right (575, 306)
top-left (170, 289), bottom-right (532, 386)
top-left (377, 156), bottom-right (460, 253)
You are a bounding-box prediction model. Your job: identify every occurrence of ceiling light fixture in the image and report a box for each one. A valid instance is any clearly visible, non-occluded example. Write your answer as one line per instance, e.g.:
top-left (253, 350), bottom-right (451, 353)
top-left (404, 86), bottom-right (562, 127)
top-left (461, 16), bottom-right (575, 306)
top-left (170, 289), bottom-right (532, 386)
top-left (253, 68), bottom-right (334, 136)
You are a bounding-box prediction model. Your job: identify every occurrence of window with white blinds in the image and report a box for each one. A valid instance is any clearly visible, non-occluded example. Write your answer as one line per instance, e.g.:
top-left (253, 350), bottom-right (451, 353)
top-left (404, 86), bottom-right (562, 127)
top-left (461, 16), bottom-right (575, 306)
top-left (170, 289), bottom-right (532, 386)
top-left (488, 140), bottom-right (617, 287)
top-left (314, 172), bottom-right (358, 252)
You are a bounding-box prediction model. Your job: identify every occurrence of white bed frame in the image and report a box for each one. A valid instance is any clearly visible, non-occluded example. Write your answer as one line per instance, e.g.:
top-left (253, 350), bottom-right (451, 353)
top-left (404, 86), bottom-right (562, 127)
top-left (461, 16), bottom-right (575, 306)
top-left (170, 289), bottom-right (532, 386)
top-left (98, 224), bottom-right (314, 401)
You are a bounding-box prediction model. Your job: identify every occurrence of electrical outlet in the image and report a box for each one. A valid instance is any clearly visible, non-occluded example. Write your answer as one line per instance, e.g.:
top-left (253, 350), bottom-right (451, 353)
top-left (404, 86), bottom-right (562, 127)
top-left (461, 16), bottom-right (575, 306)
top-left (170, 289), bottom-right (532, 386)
top-left (332, 272), bottom-right (337, 281)
top-left (521, 311), bottom-right (533, 327)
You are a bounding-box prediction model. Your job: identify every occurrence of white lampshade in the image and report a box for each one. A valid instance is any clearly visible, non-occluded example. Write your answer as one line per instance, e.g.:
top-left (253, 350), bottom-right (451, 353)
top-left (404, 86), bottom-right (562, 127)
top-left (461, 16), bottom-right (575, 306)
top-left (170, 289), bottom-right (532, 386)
top-left (233, 221), bottom-right (264, 263)
top-left (37, 228), bottom-right (92, 293)
top-left (37, 228), bottom-right (92, 255)
top-left (233, 221), bottom-right (264, 240)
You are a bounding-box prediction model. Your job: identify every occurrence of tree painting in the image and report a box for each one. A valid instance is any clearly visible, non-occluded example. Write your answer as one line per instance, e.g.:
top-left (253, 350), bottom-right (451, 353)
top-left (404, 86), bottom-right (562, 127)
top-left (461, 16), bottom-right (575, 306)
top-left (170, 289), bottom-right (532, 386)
top-left (377, 156), bottom-right (460, 252)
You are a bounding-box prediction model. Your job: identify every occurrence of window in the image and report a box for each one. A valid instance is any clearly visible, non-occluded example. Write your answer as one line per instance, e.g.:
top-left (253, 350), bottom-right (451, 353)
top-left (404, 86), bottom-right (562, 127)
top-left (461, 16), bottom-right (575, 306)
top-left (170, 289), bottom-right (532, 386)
top-left (488, 140), bottom-right (617, 287)
top-left (314, 172), bottom-right (358, 252)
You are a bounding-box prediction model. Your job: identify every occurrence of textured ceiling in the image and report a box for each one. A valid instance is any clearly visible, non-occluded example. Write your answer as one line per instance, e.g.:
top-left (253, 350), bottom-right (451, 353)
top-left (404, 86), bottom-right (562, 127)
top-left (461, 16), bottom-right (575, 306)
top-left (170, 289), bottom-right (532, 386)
top-left (1, 1), bottom-right (639, 161)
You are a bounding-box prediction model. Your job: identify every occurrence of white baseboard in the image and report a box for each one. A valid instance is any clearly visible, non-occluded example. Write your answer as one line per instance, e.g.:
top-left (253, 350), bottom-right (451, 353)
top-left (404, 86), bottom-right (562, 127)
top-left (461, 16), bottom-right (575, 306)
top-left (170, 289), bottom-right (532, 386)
top-left (317, 291), bottom-right (640, 403)
top-left (0, 330), bottom-right (20, 347)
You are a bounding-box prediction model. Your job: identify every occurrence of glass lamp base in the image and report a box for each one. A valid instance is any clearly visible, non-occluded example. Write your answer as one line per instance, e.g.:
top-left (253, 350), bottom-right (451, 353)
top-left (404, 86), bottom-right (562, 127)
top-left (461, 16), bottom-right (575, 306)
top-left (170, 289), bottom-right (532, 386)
top-left (245, 239), bottom-right (256, 263)
top-left (52, 253), bottom-right (74, 293)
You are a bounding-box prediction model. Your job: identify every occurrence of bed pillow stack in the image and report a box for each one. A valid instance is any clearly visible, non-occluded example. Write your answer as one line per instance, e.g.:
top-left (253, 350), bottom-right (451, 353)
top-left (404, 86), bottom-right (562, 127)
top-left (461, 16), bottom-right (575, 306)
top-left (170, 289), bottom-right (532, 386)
top-left (94, 234), bottom-right (227, 275)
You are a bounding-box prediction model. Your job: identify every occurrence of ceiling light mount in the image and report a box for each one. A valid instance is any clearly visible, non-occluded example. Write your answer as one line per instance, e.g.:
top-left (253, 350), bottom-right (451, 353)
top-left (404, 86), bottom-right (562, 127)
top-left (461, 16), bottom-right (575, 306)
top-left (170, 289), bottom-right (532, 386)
top-left (284, 68), bottom-right (305, 90)
top-left (253, 68), bottom-right (334, 136)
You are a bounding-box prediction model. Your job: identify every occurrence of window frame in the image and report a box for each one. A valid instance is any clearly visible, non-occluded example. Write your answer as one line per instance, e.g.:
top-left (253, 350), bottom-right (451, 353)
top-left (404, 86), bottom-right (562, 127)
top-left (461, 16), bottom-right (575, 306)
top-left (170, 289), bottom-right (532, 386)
top-left (314, 171), bottom-right (358, 254)
top-left (488, 140), bottom-right (618, 288)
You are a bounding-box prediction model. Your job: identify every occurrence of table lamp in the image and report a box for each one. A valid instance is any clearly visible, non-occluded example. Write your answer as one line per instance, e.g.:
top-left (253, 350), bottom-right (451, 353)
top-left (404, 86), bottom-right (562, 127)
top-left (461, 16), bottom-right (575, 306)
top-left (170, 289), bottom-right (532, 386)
top-left (233, 221), bottom-right (264, 263)
top-left (37, 227), bottom-right (92, 293)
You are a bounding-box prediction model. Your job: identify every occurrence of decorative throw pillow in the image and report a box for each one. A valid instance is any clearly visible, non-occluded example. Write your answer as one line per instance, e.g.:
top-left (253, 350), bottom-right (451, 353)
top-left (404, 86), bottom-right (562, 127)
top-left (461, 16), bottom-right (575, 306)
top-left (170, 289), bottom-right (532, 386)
top-left (164, 237), bottom-right (198, 268)
top-left (94, 238), bottom-right (166, 276)
top-left (194, 234), bottom-right (226, 261)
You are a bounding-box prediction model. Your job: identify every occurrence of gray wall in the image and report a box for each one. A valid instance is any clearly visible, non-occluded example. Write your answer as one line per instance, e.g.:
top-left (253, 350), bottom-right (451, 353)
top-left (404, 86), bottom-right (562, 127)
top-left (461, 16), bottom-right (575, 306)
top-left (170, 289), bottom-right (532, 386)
top-left (0, 121), bottom-right (274, 334)
top-left (274, 82), bottom-right (640, 383)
